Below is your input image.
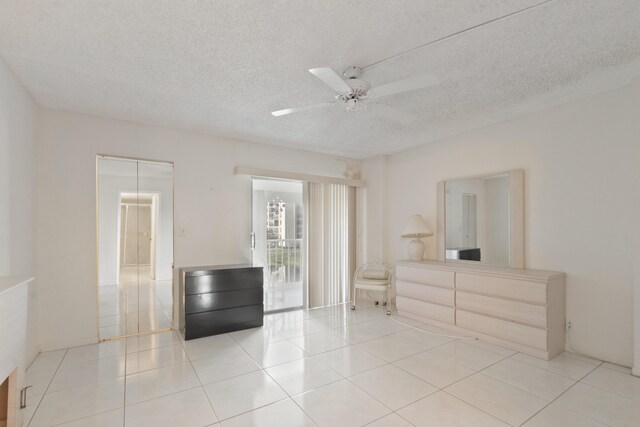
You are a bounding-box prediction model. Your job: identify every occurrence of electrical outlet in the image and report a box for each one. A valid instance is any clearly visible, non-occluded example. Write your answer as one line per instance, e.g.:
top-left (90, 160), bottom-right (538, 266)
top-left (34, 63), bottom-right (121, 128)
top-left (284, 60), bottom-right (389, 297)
top-left (566, 321), bottom-right (573, 331)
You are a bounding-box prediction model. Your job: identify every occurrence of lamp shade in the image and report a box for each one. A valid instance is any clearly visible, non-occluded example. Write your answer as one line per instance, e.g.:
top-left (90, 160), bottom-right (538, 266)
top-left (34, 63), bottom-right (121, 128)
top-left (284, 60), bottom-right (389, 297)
top-left (401, 215), bottom-right (433, 238)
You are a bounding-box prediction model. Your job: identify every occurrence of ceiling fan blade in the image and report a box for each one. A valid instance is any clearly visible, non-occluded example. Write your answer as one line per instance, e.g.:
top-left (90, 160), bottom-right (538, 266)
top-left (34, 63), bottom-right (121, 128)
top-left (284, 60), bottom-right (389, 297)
top-left (370, 104), bottom-right (416, 125)
top-left (309, 67), bottom-right (352, 95)
top-left (370, 72), bottom-right (439, 99)
top-left (271, 102), bottom-right (334, 117)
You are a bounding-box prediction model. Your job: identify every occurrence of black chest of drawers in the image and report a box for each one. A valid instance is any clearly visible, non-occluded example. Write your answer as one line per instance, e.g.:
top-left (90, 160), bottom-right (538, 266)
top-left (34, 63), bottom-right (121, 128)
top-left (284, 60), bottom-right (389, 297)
top-left (179, 264), bottom-right (264, 340)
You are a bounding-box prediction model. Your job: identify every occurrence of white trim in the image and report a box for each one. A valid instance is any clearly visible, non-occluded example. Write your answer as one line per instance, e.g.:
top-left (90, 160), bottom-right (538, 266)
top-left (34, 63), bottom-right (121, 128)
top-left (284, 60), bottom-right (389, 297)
top-left (634, 184), bottom-right (640, 376)
top-left (234, 166), bottom-right (364, 187)
top-left (39, 336), bottom-right (98, 352)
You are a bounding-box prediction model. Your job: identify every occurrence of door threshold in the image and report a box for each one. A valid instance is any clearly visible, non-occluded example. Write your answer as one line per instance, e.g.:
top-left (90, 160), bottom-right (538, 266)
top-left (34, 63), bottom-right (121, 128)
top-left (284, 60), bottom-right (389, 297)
top-left (99, 327), bottom-right (173, 342)
top-left (264, 306), bottom-right (303, 315)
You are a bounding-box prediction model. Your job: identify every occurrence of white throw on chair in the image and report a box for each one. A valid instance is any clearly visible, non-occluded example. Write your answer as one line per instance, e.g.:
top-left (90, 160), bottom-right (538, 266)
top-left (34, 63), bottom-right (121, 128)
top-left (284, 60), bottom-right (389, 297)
top-left (351, 261), bottom-right (392, 315)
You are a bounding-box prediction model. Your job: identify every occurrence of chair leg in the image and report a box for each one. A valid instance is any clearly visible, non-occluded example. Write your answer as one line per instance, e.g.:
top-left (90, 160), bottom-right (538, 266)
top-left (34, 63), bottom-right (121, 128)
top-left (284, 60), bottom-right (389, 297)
top-left (385, 288), bottom-right (391, 315)
top-left (351, 288), bottom-right (357, 310)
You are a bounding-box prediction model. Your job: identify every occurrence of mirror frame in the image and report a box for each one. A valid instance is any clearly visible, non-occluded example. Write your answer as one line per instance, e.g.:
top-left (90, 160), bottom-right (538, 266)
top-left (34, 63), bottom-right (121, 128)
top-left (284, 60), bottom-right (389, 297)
top-left (436, 169), bottom-right (524, 269)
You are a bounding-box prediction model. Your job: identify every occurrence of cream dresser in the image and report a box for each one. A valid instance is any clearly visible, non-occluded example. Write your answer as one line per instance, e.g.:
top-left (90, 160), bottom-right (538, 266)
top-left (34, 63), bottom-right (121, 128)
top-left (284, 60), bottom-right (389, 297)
top-left (395, 260), bottom-right (565, 360)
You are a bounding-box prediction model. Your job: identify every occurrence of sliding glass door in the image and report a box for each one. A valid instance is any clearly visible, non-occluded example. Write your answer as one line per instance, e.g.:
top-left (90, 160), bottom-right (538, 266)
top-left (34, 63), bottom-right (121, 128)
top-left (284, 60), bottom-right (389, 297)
top-left (252, 178), bottom-right (304, 313)
top-left (251, 176), bottom-right (356, 312)
top-left (97, 156), bottom-right (174, 340)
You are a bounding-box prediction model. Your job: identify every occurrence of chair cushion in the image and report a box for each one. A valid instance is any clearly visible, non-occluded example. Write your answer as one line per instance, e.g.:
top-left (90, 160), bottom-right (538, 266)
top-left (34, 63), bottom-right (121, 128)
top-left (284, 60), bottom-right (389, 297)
top-left (354, 277), bottom-right (389, 293)
top-left (354, 281), bottom-right (389, 291)
top-left (362, 269), bottom-right (388, 280)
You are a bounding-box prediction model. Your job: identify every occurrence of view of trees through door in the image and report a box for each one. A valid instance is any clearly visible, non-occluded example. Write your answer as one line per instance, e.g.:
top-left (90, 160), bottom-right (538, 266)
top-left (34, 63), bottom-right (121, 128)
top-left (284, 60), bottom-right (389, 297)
top-left (97, 156), bottom-right (174, 340)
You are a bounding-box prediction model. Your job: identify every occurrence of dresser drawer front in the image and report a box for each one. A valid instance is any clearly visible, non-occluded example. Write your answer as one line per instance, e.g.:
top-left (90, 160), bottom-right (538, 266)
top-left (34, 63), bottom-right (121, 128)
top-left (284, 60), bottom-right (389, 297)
top-left (456, 273), bottom-right (547, 304)
top-left (396, 281), bottom-right (454, 307)
top-left (185, 269), bottom-right (263, 295)
top-left (396, 266), bottom-right (454, 289)
top-left (396, 296), bottom-right (455, 324)
top-left (185, 288), bottom-right (263, 314)
top-left (457, 310), bottom-right (547, 350)
top-left (456, 292), bottom-right (547, 328)
top-left (184, 304), bottom-right (264, 340)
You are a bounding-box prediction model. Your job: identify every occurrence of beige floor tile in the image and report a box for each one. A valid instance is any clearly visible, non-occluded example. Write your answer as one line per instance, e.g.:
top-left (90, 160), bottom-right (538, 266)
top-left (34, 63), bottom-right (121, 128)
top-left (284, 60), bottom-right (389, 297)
top-left (394, 350), bottom-right (475, 388)
top-left (397, 391), bottom-right (509, 427)
top-left (293, 379), bottom-right (390, 426)
top-left (555, 382), bottom-right (640, 427)
top-left (446, 374), bottom-right (549, 426)
top-left (349, 364), bottom-right (437, 410)
top-left (266, 358), bottom-right (342, 395)
top-left (203, 371), bottom-right (287, 421)
top-left (482, 357), bottom-right (576, 400)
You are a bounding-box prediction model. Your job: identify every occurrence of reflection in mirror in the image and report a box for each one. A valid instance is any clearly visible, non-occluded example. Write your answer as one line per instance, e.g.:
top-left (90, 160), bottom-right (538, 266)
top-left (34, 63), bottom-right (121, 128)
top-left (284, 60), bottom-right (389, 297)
top-left (445, 173), bottom-right (509, 266)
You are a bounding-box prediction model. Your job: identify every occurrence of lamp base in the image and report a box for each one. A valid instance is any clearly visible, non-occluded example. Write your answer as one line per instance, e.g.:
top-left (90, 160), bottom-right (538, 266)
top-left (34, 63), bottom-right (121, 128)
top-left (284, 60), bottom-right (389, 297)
top-left (407, 238), bottom-right (425, 261)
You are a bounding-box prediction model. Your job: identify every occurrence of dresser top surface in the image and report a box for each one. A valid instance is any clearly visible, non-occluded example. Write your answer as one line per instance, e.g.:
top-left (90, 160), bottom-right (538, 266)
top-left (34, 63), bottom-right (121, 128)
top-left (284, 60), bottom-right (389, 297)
top-left (396, 259), bottom-right (564, 280)
top-left (180, 264), bottom-right (262, 277)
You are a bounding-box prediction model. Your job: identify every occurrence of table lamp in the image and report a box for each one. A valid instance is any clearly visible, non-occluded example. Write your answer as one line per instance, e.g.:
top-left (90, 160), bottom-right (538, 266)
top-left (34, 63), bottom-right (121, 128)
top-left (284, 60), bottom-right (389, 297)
top-left (401, 214), bottom-right (433, 260)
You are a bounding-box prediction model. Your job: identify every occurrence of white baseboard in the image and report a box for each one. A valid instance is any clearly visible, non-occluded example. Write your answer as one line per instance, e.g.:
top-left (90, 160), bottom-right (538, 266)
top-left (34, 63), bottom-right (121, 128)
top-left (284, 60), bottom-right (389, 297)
top-left (566, 334), bottom-right (634, 368)
top-left (39, 335), bottom-right (99, 352)
top-left (25, 346), bottom-right (40, 368)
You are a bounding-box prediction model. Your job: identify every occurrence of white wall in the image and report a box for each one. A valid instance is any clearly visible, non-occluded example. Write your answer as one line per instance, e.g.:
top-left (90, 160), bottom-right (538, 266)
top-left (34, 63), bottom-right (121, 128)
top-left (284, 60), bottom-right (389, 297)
top-left (363, 80), bottom-right (640, 367)
top-left (632, 80), bottom-right (640, 377)
top-left (358, 155), bottom-right (388, 264)
top-left (98, 173), bottom-right (173, 285)
top-left (35, 109), bottom-right (347, 350)
top-left (0, 60), bottom-right (39, 364)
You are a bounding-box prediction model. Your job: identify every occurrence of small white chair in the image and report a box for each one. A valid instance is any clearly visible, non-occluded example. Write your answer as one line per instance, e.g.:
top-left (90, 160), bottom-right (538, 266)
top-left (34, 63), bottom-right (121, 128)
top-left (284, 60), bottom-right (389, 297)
top-left (351, 261), bottom-right (392, 315)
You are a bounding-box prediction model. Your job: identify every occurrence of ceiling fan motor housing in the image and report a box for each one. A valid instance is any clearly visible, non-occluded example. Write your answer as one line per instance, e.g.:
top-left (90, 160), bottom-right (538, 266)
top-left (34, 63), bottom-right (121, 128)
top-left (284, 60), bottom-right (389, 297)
top-left (345, 78), bottom-right (371, 99)
top-left (341, 66), bottom-right (370, 100)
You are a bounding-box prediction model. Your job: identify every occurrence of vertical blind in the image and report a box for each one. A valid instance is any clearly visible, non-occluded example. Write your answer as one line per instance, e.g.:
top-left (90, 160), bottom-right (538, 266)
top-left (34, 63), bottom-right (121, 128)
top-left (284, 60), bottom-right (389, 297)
top-left (307, 182), bottom-right (356, 309)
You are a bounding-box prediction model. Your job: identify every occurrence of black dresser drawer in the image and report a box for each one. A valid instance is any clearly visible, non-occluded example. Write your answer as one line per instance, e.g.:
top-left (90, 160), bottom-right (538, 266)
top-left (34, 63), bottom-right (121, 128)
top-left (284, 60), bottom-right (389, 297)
top-left (185, 269), bottom-right (262, 295)
top-left (184, 304), bottom-right (264, 340)
top-left (185, 288), bottom-right (263, 314)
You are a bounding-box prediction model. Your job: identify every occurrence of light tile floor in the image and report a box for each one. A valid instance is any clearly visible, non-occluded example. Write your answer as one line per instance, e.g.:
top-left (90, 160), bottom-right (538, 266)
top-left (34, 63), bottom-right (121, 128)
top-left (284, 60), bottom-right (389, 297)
top-left (99, 266), bottom-right (173, 339)
top-left (24, 302), bottom-right (640, 426)
top-left (264, 282), bottom-right (303, 312)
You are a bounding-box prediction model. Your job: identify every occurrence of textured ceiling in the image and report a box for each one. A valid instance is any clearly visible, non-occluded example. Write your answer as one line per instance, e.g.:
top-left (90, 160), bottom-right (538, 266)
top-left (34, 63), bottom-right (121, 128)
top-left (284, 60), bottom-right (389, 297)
top-left (1, 1), bottom-right (639, 159)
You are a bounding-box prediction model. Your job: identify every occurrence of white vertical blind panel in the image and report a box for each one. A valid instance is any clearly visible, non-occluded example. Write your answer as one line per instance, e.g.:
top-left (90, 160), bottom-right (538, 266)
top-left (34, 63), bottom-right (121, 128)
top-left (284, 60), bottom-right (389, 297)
top-left (308, 183), bottom-right (354, 308)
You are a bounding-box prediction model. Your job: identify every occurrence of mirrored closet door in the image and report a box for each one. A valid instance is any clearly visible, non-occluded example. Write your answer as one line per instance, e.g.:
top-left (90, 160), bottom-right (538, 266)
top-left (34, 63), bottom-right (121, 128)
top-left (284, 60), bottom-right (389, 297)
top-left (97, 156), bottom-right (174, 340)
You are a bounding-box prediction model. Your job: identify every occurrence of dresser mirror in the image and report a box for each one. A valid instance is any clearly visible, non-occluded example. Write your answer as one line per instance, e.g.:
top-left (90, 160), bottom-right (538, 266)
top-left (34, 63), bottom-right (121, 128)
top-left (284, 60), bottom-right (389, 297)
top-left (436, 169), bottom-right (524, 268)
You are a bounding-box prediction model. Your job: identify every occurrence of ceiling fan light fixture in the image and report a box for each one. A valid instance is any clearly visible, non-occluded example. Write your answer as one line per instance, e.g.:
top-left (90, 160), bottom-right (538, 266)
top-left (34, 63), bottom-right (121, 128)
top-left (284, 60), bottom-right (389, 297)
top-left (346, 98), bottom-right (361, 112)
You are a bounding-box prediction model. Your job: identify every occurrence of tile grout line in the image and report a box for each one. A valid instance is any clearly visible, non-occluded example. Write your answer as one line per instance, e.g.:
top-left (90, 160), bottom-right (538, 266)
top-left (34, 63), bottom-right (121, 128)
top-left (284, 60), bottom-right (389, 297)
top-left (181, 332), bottom-right (221, 424)
top-left (214, 332), bottom-right (302, 424)
top-left (35, 308), bottom-right (625, 427)
top-left (387, 348), bottom-right (515, 423)
top-left (423, 350), bottom-right (517, 424)
top-left (264, 313), bottom-right (449, 425)
top-left (387, 340), bottom-right (471, 389)
top-left (515, 360), bottom-right (615, 427)
top-left (578, 373), bottom-right (640, 404)
top-left (46, 408), bottom-right (121, 427)
top-left (231, 333), bottom-right (305, 417)
top-left (26, 347), bottom-right (69, 427)
top-left (228, 324), bottom-right (332, 426)
top-left (509, 353), bottom-right (602, 381)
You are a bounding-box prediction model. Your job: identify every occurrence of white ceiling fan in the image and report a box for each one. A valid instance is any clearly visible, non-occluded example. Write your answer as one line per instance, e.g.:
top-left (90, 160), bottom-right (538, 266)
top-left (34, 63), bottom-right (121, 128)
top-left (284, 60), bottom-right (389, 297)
top-left (271, 66), bottom-right (439, 124)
